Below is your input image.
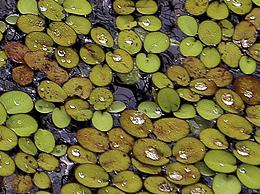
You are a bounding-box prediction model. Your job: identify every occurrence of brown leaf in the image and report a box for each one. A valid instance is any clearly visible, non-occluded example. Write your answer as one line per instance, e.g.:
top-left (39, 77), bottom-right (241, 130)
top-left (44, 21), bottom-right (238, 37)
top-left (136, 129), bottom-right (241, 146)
top-left (12, 65), bottom-right (34, 86)
top-left (4, 42), bottom-right (29, 63)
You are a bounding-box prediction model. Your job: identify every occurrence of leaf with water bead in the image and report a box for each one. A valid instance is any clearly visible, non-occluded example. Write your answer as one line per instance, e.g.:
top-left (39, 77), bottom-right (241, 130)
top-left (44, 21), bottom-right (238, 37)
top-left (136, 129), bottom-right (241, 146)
top-left (138, 101), bottom-right (162, 119)
top-left (206, 67), bottom-right (234, 87)
top-left (157, 87), bottom-right (180, 113)
top-left (133, 138), bottom-right (171, 166)
top-left (65, 98), bottom-right (92, 121)
top-left (67, 145), bottom-right (97, 164)
top-left (80, 43), bottom-right (105, 65)
top-left (33, 172), bottom-right (51, 189)
top-left (204, 150), bottom-right (237, 173)
top-left (218, 42), bottom-right (242, 68)
top-left (17, 14), bottom-right (45, 33)
top-left (89, 87), bottom-right (114, 110)
top-left (76, 128), bottom-right (109, 153)
top-left (233, 21), bottom-right (256, 48)
top-left (75, 164), bottom-right (109, 188)
top-left (34, 129), bottom-right (55, 153)
top-left (113, 171), bottom-right (142, 193)
top-left (0, 50), bottom-right (7, 67)
top-left (152, 72), bottom-right (173, 89)
top-left (199, 128), bottom-right (228, 150)
top-left (144, 32), bottom-right (170, 53)
top-left (107, 101), bottom-right (126, 113)
top-left (38, 80), bottom-right (67, 102)
top-left (0, 151), bottom-right (16, 176)
top-left (200, 47), bottom-right (221, 68)
top-left (18, 137), bottom-right (38, 156)
top-left (99, 150), bottom-right (130, 172)
top-left (233, 140), bottom-right (260, 165)
top-left (237, 164), bottom-right (260, 189)
top-left (246, 105), bottom-right (260, 127)
top-left (234, 76), bottom-right (260, 105)
top-left (116, 15), bottom-right (137, 30)
top-left (15, 152), bottom-right (38, 173)
top-left (179, 37), bottom-right (203, 57)
top-left (218, 19), bottom-right (234, 40)
top-left (0, 91), bottom-right (33, 114)
top-left (61, 183), bottom-right (92, 194)
top-left (25, 32), bottom-right (54, 52)
top-left (90, 27), bottom-right (114, 48)
top-left (177, 88), bottom-right (200, 102)
top-left (106, 49), bottom-right (134, 73)
top-left (177, 15), bottom-right (198, 36)
top-left (55, 46), bottom-right (79, 68)
top-left (153, 118), bottom-right (190, 142)
top-left (52, 106), bottom-right (71, 128)
top-left (6, 114), bottom-right (38, 137)
top-left (172, 137), bottom-right (206, 164)
top-left (248, 43), bottom-right (260, 62)
top-left (245, 8), bottom-right (260, 30)
top-left (217, 114), bottom-right (253, 140)
top-left (38, 0), bottom-right (65, 21)
top-left (50, 144), bottom-right (67, 157)
top-left (118, 30), bottom-right (142, 55)
top-left (63, 0), bottom-right (92, 15)
top-left (215, 88), bottom-right (245, 113)
top-left (185, 0), bottom-right (208, 16)
top-left (196, 99), bottom-right (224, 120)
top-left (108, 127), bottom-right (134, 153)
top-left (47, 22), bottom-right (77, 46)
top-left (65, 15), bottom-right (92, 35)
top-left (144, 176), bottom-right (178, 194)
top-left (17, 0), bottom-right (38, 14)
top-left (224, 0), bottom-right (252, 15)
top-left (166, 162), bottom-right (201, 185)
top-left (190, 78), bottom-right (217, 96)
top-left (239, 55), bottom-right (257, 74)
top-left (35, 99), bottom-right (55, 114)
top-left (136, 0), bottom-right (158, 15)
top-left (207, 1), bottom-right (229, 20)
top-left (182, 183), bottom-right (213, 194)
top-left (213, 173), bottom-right (241, 194)
top-left (37, 153), bottom-right (59, 171)
top-left (173, 104), bottom-right (196, 119)
top-left (92, 111), bottom-right (113, 132)
top-left (167, 66), bottom-right (190, 86)
top-left (113, 0), bottom-right (135, 15)
top-left (136, 53), bottom-right (161, 73)
top-left (0, 126), bottom-right (17, 151)
top-left (198, 20), bottom-right (221, 46)
top-left (131, 158), bottom-right (161, 175)
top-left (98, 186), bottom-right (125, 194)
top-left (138, 15), bottom-right (162, 31)
top-left (120, 109), bottom-right (153, 138)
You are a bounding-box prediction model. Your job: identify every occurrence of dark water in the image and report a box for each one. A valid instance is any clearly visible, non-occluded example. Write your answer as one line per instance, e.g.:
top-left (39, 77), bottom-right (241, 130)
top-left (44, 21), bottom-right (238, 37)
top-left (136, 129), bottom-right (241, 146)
top-left (0, 0), bottom-right (259, 193)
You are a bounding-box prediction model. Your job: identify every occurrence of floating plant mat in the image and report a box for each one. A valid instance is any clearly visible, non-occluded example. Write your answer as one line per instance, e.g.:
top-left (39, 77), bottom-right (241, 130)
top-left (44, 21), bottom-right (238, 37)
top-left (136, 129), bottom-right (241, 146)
top-left (0, 0), bottom-right (260, 194)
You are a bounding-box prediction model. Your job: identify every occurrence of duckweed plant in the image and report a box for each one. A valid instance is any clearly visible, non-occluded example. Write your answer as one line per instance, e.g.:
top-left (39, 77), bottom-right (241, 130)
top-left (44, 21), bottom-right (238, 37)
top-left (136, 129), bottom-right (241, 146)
top-left (0, 0), bottom-right (259, 193)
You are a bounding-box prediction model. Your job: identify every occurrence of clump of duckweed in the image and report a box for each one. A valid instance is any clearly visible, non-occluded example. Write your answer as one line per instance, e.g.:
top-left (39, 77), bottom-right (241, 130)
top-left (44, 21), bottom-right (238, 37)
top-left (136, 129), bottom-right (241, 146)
top-left (0, 0), bottom-right (259, 193)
